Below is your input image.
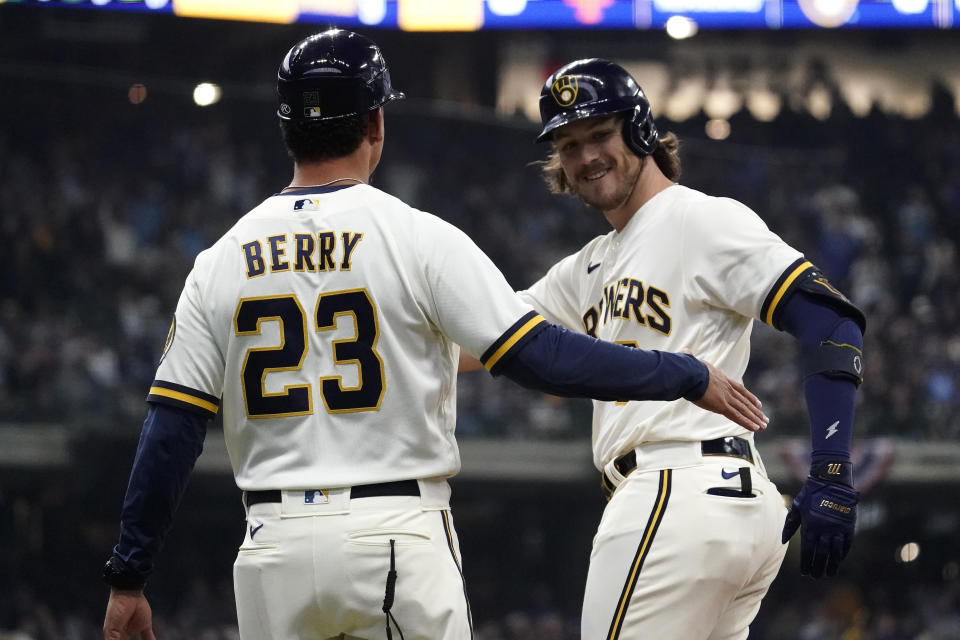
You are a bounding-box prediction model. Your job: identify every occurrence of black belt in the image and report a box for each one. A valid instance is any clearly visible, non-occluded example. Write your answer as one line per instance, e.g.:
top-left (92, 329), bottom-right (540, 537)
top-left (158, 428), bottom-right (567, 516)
top-left (245, 480), bottom-right (420, 507)
top-left (603, 436), bottom-right (754, 497)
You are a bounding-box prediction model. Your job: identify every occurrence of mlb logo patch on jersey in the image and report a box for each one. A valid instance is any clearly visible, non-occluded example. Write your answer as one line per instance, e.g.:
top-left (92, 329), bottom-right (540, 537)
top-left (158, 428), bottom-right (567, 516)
top-left (304, 490), bottom-right (330, 504)
top-left (304, 106), bottom-right (322, 118)
top-left (294, 199), bottom-right (319, 211)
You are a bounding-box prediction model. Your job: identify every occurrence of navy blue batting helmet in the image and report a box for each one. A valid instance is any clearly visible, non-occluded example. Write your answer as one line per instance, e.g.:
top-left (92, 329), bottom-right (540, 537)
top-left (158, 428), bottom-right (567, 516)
top-left (536, 58), bottom-right (658, 156)
top-left (277, 29), bottom-right (404, 125)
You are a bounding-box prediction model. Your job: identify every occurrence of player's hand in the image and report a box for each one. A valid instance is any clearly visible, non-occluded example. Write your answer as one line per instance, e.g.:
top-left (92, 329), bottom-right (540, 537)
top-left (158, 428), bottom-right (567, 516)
top-left (103, 588), bottom-right (156, 640)
top-left (782, 463), bottom-right (858, 578)
top-left (689, 356), bottom-right (768, 432)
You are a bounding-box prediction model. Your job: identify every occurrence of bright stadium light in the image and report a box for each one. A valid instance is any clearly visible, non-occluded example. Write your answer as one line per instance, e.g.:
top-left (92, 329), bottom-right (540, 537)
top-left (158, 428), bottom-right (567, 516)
top-left (798, 0), bottom-right (858, 27)
top-left (91, 0), bottom-right (111, 6)
top-left (703, 84), bottom-right (741, 119)
top-left (489, 0), bottom-right (527, 15)
top-left (665, 16), bottom-right (698, 39)
top-left (807, 85), bottom-right (832, 120)
top-left (128, 83), bottom-right (148, 105)
top-left (193, 83), bottom-right (222, 107)
top-left (145, 0), bottom-right (170, 9)
top-left (746, 88), bottom-right (781, 122)
top-left (664, 79), bottom-right (704, 121)
top-left (705, 119), bottom-right (730, 140)
top-left (892, 0), bottom-right (928, 13)
top-left (358, 0), bottom-right (387, 25)
top-left (896, 542), bottom-right (920, 563)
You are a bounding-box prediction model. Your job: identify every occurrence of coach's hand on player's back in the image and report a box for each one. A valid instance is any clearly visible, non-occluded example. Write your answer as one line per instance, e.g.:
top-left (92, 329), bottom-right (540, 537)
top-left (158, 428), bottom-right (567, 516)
top-left (688, 354), bottom-right (768, 432)
top-left (103, 589), bottom-right (156, 640)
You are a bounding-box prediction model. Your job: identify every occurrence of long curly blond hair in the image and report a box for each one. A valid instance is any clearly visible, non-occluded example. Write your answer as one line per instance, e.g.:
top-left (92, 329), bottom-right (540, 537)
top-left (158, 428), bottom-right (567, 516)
top-left (539, 125), bottom-right (681, 195)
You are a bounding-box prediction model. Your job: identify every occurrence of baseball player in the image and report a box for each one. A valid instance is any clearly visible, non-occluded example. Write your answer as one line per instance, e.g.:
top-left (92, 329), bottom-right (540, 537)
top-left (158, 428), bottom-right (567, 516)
top-left (523, 59), bottom-right (866, 639)
top-left (100, 33), bottom-right (768, 640)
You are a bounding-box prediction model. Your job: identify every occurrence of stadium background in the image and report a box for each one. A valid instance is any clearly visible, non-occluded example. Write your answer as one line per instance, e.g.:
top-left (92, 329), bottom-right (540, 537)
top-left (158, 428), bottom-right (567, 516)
top-left (1, 1), bottom-right (959, 638)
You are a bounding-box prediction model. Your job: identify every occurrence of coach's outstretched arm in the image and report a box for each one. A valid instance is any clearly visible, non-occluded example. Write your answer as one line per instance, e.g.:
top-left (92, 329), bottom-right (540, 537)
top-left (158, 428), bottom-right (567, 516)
top-left (486, 322), bottom-right (768, 433)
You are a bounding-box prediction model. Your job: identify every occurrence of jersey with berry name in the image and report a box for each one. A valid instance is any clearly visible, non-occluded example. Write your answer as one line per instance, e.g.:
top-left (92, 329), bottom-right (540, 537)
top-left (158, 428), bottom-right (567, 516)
top-left (521, 184), bottom-right (806, 470)
top-left (148, 184), bottom-right (544, 490)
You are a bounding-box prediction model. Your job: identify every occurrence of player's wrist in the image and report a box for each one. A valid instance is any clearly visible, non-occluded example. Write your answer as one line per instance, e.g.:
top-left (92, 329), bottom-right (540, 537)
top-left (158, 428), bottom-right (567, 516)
top-left (679, 355), bottom-right (709, 402)
top-left (808, 460), bottom-right (854, 487)
top-left (102, 556), bottom-right (148, 591)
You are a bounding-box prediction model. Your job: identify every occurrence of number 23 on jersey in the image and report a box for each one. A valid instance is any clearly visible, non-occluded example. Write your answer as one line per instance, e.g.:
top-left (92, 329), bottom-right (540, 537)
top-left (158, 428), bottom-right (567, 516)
top-left (234, 288), bottom-right (385, 418)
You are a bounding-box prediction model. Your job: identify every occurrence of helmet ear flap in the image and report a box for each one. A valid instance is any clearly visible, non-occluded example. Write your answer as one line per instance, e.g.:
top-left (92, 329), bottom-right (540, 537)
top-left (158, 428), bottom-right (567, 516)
top-left (622, 105), bottom-right (659, 156)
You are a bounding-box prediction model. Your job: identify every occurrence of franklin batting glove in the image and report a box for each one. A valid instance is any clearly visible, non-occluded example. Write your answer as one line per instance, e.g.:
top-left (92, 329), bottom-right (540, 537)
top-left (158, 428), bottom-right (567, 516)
top-left (781, 461), bottom-right (858, 578)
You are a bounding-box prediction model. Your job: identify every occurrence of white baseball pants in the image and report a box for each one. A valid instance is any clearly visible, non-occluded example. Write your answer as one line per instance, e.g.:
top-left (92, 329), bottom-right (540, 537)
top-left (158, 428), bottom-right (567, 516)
top-left (233, 479), bottom-right (473, 640)
top-left (582, 441), bottom-right (788, 640)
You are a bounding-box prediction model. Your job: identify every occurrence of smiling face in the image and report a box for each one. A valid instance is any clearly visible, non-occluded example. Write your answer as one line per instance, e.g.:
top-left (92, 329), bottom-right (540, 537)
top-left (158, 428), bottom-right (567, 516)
top-left (552, 114), bottom-right (643, 215)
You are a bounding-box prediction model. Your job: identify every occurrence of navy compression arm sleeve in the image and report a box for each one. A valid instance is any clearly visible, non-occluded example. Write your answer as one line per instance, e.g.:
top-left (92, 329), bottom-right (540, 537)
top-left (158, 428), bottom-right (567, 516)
top-left (780, 291), bottom-right (863, 464)
top-left (112, 402), bottom-right (208, 579)
top-left (496, 322), bottom-right (709, 402)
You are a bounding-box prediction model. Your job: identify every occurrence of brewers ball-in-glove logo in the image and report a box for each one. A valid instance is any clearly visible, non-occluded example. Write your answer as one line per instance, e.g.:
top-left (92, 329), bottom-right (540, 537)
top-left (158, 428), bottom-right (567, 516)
top-left (159, 315), bottom-right (176, 364)
top-left (551, 75), bottom-right (578, 107)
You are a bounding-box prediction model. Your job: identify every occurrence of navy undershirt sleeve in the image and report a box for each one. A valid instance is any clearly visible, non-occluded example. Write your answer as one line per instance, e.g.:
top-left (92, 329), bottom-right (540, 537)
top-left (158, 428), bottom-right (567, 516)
top-left (496, 322), bottom-right (709, 402)
top-left (111, 402), bottom-right (208, 579)
top-left (779, 291), bottom-right (863, 464)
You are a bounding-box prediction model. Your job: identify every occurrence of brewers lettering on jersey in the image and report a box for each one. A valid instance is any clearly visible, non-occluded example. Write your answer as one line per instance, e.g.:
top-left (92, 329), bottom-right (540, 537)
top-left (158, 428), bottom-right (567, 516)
top-left (527, 59), bottom-right (865, 639)
top-left (101, 32), bottom-right (769, 640)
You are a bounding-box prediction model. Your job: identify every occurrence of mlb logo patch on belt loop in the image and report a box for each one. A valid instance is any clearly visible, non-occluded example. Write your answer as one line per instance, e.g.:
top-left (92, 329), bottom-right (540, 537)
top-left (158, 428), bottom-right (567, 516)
top-left (304, 490), bottom-right (330, 504)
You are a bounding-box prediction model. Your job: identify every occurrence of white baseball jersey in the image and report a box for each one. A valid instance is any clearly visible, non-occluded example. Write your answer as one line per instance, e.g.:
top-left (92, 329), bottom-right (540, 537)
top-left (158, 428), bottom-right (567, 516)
top-left (147, 183), bottom-right (544, 490)
top-left (521, 184), bottom-right (805, 470)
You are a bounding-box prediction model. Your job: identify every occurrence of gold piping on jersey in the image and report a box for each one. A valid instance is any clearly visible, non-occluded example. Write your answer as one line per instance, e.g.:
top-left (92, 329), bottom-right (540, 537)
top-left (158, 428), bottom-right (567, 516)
top-left (480, 311), bottom-right (547, 373)
top-left (761, 259), bottom-right (814, 327)
top-left (147, 380), bottom-right (219, 418)
top-left (441, 510), bottom-right (475, 639)
top-left (606, 469), bottom-right (672, 640)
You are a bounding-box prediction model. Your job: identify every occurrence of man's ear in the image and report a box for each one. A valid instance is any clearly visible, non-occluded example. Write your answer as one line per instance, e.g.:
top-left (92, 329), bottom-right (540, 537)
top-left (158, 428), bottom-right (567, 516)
top-left (368, 109), bottom-right (384, 143)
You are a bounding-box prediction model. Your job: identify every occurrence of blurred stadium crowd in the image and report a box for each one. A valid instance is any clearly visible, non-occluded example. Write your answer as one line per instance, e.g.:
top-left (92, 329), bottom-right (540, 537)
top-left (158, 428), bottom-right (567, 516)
top-left (2, 83), bottom-right (960, 441)
top-left (2, 79), bottom-right (960, 639)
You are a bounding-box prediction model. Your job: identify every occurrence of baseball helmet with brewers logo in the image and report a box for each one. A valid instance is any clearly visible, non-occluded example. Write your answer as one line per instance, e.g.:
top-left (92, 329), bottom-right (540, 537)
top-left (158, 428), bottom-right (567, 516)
top-left (277, 28), bottom-right (405, 126)
top-left (536, 58), bottom-right (659, 156)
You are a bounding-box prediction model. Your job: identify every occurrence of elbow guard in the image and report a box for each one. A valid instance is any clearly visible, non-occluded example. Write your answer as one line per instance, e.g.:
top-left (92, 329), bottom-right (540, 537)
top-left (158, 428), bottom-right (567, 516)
top-left (802, 320), bottom-right (864, 387)
top-left (773, 262), bottom-right (866, 387)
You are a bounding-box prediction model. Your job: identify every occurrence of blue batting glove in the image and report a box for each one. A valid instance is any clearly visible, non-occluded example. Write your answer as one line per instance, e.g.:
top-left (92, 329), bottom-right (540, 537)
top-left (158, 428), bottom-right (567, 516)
top-left (781, 461), bottom-right (858, 578)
